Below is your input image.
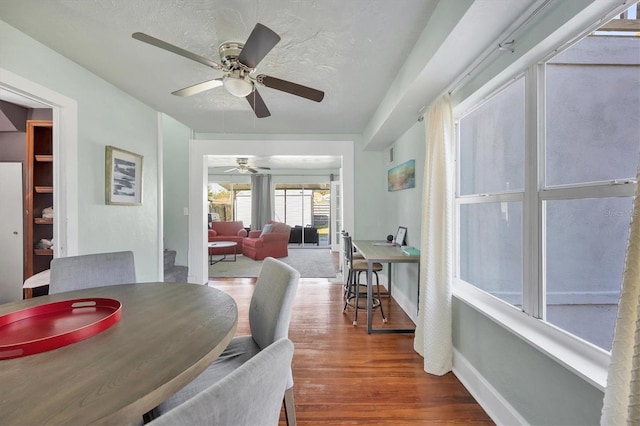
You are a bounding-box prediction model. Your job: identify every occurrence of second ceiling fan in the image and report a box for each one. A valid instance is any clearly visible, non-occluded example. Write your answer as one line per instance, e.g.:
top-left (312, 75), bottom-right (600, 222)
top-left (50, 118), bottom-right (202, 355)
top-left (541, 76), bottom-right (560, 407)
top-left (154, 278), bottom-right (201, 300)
top-left (132, 23), bottom-right (324, 118)
top-left (224, 158), bottom-right (270, 174)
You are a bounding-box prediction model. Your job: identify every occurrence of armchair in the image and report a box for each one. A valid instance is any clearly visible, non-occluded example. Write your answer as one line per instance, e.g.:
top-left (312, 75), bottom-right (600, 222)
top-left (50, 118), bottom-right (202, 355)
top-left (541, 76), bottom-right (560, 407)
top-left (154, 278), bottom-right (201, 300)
top-left (208, 221), bottom-right (247, 255)
top-left (242, 221), bottom-right (291, 260)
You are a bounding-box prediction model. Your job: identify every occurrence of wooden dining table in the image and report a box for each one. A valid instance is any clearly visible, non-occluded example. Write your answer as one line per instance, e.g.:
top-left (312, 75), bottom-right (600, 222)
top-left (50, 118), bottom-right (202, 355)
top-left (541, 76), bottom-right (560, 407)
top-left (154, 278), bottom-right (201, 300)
top-left (0, 282), bottom-right (238, 425)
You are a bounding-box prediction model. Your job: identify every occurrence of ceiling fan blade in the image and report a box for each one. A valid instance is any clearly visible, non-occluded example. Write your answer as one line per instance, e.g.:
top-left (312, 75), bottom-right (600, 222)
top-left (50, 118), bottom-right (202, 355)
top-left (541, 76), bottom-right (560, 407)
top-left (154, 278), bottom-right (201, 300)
top-left (246, 89), bottom-right (271, 118)
top-left (132, 32), bottom-right (224, 71)
top-left (247, 167), bottom-right (259, 173)
top-left (224, 168), bottom-right (238, 173)
top-left (172, 79), bottom-right (223, 97)
top-left (237, 23), bottom-right (281, 69)
top-left (256, 75), bottom-right (324, 102)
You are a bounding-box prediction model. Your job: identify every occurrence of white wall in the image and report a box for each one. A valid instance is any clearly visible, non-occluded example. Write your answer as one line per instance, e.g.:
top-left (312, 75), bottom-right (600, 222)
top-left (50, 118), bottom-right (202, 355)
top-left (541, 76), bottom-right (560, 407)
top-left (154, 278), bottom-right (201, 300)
top-left (0, 19), bottom-right (161, 281)
top-left (162, 114), bottom-right (191, 266)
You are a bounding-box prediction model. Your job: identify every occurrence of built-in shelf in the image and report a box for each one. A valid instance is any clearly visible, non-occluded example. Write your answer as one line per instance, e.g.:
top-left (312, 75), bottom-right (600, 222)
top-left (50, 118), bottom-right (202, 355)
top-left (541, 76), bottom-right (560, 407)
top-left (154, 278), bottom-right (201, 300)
top-left (34, 186), bottom-right (53, 193)
top-left (25, 119), bottom-right (54, 285)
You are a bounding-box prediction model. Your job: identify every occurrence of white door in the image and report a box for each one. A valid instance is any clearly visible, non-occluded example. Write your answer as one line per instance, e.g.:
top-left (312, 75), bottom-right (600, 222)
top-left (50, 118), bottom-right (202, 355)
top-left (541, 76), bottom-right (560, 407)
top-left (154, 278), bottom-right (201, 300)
top-left (330, 180), bottom-right (341, 252)
top-left (0, 163), bottom-right (24, 303)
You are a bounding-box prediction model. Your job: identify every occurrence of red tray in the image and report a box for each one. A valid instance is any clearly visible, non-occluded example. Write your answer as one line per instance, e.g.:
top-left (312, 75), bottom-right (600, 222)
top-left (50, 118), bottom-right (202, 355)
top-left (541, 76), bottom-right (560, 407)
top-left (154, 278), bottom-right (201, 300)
top-left (0, 298), bottom-right (121, 360)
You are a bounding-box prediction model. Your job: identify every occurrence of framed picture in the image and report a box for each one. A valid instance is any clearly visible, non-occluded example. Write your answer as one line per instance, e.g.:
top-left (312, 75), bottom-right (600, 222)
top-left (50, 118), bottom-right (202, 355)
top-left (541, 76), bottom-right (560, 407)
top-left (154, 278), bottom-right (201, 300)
top-left (388, 159), bottom-right (416, 191)
top-left (105, 145), bottom-right (143, 205)
top-left (395, 226), bottom-right (407, 246)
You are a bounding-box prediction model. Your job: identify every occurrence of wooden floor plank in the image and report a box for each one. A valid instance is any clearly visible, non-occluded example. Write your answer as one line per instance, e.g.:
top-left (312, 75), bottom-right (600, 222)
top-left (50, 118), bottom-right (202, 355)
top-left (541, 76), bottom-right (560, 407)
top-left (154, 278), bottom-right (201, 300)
top-left (209, 275), bottom-right (494, 425)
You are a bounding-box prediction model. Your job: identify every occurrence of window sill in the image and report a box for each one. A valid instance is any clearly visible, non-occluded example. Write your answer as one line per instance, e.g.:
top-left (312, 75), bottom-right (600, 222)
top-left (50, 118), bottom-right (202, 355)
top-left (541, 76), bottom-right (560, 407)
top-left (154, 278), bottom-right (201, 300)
top-left (453, 279), bottom-right (609, 391)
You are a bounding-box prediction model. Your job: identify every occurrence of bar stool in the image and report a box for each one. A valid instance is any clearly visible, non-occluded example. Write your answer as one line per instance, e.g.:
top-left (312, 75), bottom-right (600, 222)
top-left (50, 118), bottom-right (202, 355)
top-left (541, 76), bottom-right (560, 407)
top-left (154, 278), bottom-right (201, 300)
top-left (342, 235), bottom-right (386, 325)
top-left (340, 231), bottom-right (363, 297)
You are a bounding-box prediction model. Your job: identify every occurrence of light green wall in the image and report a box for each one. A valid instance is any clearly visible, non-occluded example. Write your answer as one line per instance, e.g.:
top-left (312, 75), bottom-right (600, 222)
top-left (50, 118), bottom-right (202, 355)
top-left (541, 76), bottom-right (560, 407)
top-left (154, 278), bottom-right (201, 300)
top-left (162, 114), bottom-right (191, 266)
top-left (453, 299), bottom-right (604, 425)
top-left (352, 146), bottom-right (386, 238)
top-left (1, 20), bottom-right (161, 281)
top-left (382, 121), bottom-right (425, 317)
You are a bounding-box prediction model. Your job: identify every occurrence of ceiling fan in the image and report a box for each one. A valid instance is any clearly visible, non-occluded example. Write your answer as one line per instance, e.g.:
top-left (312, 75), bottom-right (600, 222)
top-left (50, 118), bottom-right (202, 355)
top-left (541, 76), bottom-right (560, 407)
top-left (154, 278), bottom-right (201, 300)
top-left (132, 23), bottom-right (324, 118)
top-left (224, 158), bottom-right (271, 174)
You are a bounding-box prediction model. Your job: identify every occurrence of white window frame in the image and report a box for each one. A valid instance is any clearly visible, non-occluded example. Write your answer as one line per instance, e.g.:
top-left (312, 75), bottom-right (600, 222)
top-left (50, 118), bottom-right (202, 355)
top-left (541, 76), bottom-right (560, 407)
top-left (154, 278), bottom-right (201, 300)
top-left (453, 27), bottom-right (638, 390)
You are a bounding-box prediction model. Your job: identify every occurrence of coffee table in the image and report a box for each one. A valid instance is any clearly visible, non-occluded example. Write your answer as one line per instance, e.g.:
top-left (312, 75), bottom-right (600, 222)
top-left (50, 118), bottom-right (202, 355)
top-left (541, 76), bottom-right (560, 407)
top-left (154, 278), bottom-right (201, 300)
top-left (208, 241), bottom-right (238, 265)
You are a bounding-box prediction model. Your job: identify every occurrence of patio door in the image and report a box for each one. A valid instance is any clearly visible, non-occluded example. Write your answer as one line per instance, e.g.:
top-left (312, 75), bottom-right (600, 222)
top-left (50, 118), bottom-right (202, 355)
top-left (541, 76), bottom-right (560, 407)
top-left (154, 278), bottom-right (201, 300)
top-left (330, 180), bottom-right (341, 252)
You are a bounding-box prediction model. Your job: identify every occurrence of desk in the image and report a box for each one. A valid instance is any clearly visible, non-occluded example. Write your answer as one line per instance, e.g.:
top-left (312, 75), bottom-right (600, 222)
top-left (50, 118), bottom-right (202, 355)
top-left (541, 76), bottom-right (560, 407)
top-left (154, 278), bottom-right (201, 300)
top-left (0, 282), bottom-right (237, 425)
top-left (352, 240), bottom-right (419, 334)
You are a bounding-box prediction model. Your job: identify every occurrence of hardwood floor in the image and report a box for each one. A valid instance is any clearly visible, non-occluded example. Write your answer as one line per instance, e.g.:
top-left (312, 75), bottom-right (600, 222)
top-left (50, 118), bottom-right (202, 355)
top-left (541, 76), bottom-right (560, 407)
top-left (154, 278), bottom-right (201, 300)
top-left (208, 275), bottom-right (494, 425)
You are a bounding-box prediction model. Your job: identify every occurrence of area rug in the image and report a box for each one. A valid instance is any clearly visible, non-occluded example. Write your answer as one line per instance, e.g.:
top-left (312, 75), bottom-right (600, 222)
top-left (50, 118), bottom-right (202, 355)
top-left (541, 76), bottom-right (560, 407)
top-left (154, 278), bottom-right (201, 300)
top-left (208, 248), bottom-right (337, 278)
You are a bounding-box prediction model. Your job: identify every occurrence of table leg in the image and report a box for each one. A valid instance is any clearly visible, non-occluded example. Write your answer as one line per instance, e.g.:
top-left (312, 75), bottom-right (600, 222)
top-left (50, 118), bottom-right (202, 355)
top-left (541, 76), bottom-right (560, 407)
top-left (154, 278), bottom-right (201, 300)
top-left (387, 263), bottom-right (392, 298)
top-left (367, 260), bottom-right (373, 334)
top-left (368, 260), bottom-right (416, 335)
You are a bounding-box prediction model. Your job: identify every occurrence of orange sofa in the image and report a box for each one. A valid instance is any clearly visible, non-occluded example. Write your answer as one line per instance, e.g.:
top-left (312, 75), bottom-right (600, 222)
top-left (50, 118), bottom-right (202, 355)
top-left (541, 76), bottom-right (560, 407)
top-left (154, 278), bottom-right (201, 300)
top-left (242, 221), bottom-right (291, 260)
top-left (208, 221), bottom-right (247, 255)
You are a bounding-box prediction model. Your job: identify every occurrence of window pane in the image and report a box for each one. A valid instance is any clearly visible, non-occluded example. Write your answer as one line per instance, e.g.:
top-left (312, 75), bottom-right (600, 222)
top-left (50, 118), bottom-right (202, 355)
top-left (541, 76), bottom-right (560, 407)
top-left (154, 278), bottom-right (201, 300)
top-left (545, 36), bottom-right (640, 186)
top-left (235, 190), bottom-right (251, 226)
top-left (459, 78), bottom-right (525, 195)
top-left (273, 188), bottom-right (312, 226)
top-left (545, 197), bottom-right (632, 350)
top-left (274, 189), bottom-right (285, 222)
top-left (460, 202), bottom-right (523, 306)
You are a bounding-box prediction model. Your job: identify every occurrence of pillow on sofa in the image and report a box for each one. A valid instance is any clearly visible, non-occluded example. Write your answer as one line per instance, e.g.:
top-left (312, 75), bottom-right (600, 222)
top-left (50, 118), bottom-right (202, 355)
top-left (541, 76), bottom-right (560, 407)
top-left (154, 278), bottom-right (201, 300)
top-left (260, 223), bottom-right (274, 237)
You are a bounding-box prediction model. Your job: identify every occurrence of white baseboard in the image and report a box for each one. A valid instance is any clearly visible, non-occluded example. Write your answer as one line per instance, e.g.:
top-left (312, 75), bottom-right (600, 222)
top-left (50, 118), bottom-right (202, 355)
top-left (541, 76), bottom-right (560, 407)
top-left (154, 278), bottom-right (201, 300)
top-left (452, 349), bottom-right (528, 426)
top-left (388, 278), bottom-right (418, 324)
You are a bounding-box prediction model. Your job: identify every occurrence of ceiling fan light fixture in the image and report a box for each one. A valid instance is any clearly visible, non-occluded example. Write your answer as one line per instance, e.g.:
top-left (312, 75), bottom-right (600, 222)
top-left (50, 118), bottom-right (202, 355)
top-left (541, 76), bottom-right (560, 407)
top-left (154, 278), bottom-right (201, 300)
top-left (223, 75), bottom-right (253, 97)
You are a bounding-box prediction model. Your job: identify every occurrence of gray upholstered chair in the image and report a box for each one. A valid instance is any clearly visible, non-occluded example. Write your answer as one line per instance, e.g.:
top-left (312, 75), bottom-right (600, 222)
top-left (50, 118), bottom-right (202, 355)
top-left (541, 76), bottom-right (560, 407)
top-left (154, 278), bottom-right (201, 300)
top-left (49, 251), bottom-right (136, 294)
top-left (153, 257), bottom-right (300, 425)
top-left (149, 339), bottom-right (294, 426)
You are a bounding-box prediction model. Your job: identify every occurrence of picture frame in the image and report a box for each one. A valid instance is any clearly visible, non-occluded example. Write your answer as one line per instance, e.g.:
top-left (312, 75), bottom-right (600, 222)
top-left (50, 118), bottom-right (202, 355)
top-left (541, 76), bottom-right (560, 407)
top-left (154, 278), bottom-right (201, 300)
top-left (395, 226), bottom-right (407, 246)
top-left (387, 159), bottom-right (416, 191)
top-left (105, 145), bottom-right (143, 205)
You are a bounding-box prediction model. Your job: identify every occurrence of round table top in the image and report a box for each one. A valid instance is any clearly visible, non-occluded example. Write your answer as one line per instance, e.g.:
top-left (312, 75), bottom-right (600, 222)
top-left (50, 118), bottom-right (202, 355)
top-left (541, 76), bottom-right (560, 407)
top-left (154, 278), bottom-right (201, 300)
top-left (207, 241), bottom-right (238, 248)
top-left (0, 282), bottom-right (237, 425)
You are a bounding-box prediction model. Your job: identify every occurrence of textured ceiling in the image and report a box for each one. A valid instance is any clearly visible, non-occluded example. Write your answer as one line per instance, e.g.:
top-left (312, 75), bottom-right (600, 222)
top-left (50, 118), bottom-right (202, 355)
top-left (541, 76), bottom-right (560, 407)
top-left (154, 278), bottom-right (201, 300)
top-left (0, 0), bottom-right (547, 163)
top-left (0, 0), bottom-right (437, 136)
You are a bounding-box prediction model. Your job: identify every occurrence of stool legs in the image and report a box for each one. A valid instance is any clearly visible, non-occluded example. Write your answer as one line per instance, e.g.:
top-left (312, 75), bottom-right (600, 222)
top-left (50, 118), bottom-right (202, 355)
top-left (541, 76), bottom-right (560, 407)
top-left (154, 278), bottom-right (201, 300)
top-left (343, 269), bottom-right (386, 325)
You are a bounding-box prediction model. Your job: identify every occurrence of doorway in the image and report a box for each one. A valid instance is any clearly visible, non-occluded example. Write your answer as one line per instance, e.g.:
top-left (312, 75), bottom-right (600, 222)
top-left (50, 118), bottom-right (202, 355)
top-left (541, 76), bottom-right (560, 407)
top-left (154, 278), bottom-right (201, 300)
top-left (0, 67), bottom-right (79, 259)
top-left (188, 138), bottom-right (355, 284)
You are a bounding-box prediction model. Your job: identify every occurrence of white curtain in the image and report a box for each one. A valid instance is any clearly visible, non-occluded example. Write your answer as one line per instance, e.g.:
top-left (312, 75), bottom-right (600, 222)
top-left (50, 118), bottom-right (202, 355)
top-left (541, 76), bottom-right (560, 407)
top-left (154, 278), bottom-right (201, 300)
top-left (413, 94), bottom-right (455, 375)
top-left (601, 167), bottom-right (640, 425)
top-left (250, 174), bottom-right (272, 230)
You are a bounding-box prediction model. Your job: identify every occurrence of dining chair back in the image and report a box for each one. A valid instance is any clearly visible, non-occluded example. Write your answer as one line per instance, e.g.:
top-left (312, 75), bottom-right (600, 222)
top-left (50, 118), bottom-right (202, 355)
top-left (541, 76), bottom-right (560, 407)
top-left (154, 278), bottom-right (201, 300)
top-left (152, 257), bottom-right (300, 425)
top-left (49, 251), bottom-right (136, 294)
top-left (149, 339), bottom-right (294, 426)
